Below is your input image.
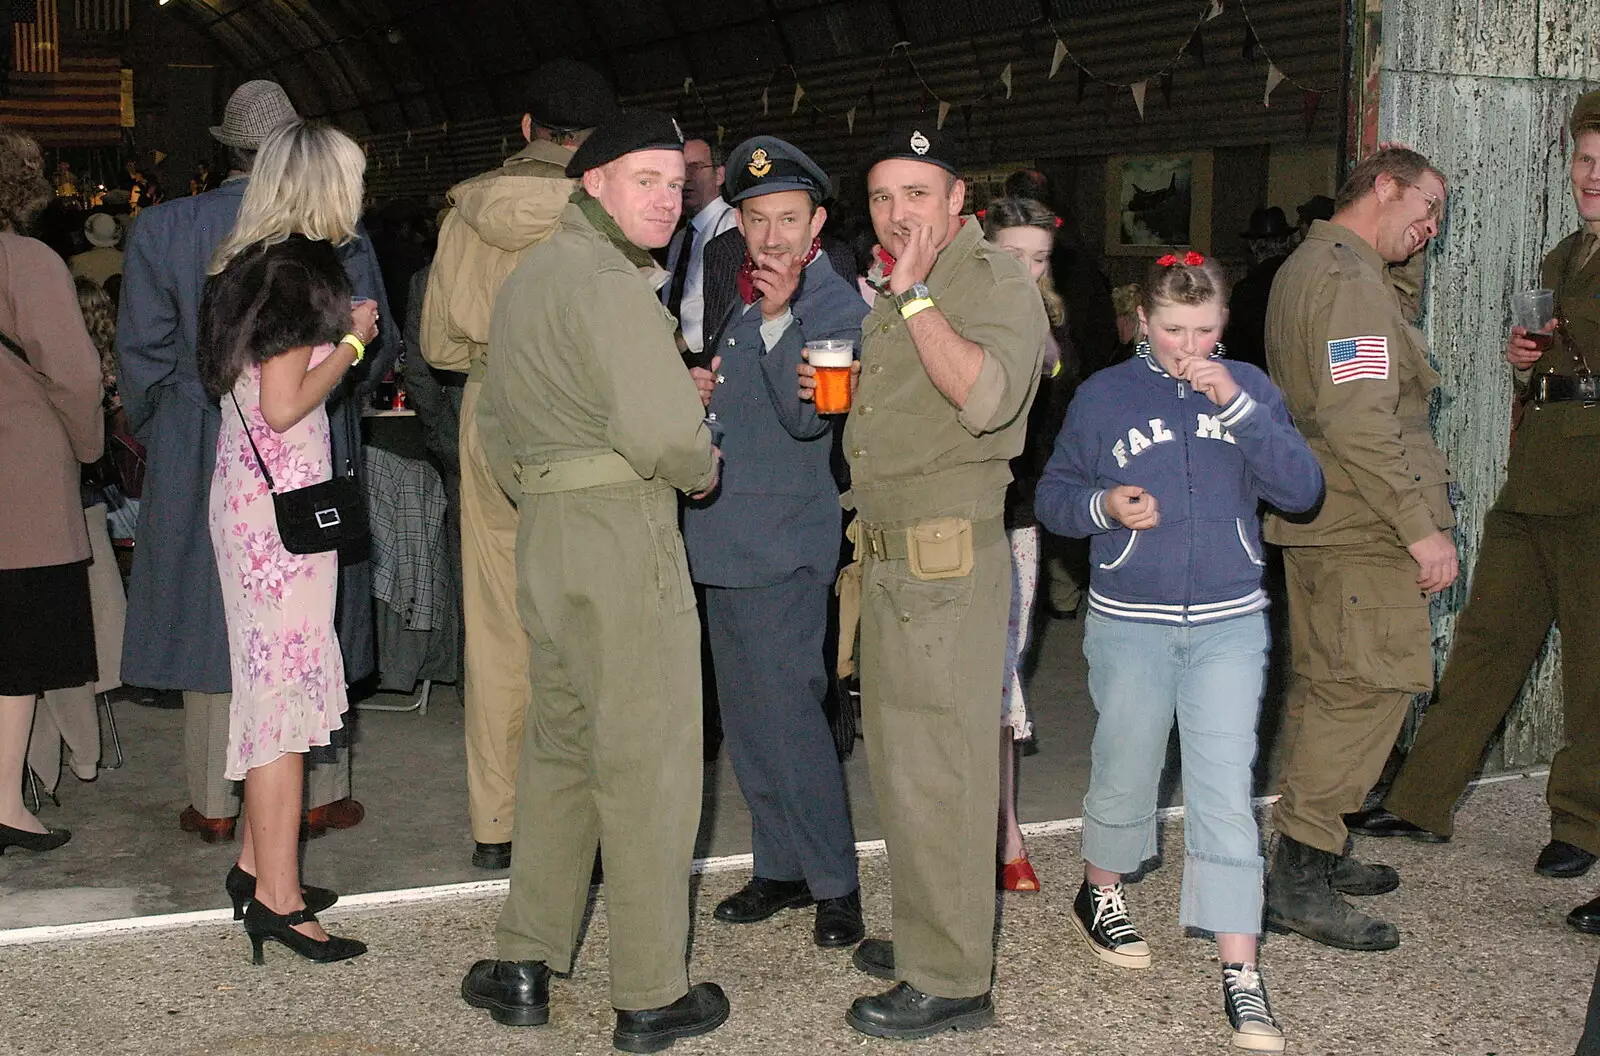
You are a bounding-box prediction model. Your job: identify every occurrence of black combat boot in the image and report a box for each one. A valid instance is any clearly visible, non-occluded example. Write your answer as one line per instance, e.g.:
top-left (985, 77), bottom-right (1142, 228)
top-left (1330, 835), bottom-right (1400, 896)
top-left (1265, 834), bottom-right (1399, 951)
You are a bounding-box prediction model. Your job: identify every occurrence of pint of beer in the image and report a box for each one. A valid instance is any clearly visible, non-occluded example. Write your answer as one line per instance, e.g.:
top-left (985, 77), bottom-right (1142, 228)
top-left (808, 340), bottom-right (855, 415)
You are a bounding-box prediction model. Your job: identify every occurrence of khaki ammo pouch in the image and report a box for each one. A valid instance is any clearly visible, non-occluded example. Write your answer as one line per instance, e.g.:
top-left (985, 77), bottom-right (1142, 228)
top-left (513, 451), bottom-right (644, 495)
top-left (834, 527), bottom-right (864, 679)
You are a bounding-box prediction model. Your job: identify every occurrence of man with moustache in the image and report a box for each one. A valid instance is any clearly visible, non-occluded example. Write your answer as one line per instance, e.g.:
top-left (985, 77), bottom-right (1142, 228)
top-left (799, 123), bottom-right (1046, 1039)
top-left (680, 136), bottom-right (869, 951)
top-left (459, 110), bottom-right (729, 1052)
top-left (1351, 92), bottom-right (1600, 905)
top-left (1262, 147), bottom-right (1458, 952)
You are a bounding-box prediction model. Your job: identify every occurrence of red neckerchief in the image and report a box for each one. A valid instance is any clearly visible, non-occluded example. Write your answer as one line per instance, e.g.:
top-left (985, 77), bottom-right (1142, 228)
top-left (866, 216), bottom-right (968, 293)
top-left (737, 237), bottom-right (823, 305)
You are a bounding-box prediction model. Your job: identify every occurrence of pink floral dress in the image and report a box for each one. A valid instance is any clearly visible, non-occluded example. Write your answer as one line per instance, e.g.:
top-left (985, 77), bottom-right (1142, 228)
top-left (209, 346), bottom-right (347, 780)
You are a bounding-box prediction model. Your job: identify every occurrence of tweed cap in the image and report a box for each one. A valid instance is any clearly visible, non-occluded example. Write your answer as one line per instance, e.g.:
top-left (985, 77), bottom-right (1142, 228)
top-left (525, 59), bottom-right (617, 132)
top-left (1573, 90), bottom-right (1600, 137)
top-left (723, 136), bottom-right (832, 205)
top-left (565, 109), bottom-right (685, 178)
top-left (862, 121), bottom-right (961, 177)
top-left (210, 80), bottom-right (299, 150)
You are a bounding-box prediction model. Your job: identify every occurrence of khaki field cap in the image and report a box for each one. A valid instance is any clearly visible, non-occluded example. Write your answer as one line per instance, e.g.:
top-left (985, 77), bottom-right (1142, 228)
top-left (210, 80), bottom-right (299, 150)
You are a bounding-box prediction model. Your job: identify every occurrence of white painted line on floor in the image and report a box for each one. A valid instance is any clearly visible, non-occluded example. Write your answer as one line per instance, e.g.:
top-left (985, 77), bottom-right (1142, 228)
top-left (0, 769), bottom-right (1550, 948)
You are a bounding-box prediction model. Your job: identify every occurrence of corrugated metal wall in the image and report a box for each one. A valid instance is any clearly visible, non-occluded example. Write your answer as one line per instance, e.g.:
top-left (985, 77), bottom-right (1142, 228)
top-left (362, 0), bottom-right (1342, 203)
top-left (1385, 0), bottom-right (1600, 768)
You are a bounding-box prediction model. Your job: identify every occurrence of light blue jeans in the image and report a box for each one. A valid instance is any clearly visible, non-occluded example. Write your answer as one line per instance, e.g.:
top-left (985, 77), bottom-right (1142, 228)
top-left (1081, 611), bottom-right (1269, 936)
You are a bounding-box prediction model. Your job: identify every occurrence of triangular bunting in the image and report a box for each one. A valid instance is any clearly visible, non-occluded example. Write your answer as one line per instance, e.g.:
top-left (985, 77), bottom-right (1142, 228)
top-left (1160, 71), bottom-right (1173, 105)
top-left (937, 100), bottom-right (952, 129)
top-left (792, 83), bottom-right (805, 114)
top-left (1000, 63), bottom-right (1013, 99)
top-left (1186, 32), bottom-right (1205, 66)
top-left (716, 124), bottom-right (726, 145)
top-left (1263, 63), bottom-right (1285, 107)
top-left (761, 87), bottom-right (769, 116)
top-left (1243, 26), bottom-right (1258, 60)
top-left (1302, 90), bottom-right (1320, 134)
top-left (1077, 66), bottom-right (1091, 103)
top-left (683, 77), bottom-right (693, 95)
top-left (1050, 38), bottom-right (1068, 79)
top-left (441, 121), bottom-right (449, 136)
top-left (1207, 0), bottom-right (1223, 20)
top-left (1131, 80), bottom-right (1148, 120)
top-left (846, 107), bottom-right (857, 134)
top-left (500, 135), bottom-right (508, 155)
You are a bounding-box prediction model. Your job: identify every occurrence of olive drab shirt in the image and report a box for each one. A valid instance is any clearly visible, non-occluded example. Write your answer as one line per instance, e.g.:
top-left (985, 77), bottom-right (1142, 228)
top-left (1264, 220), bottom-right (1455, 547)
top-left (478, 203), bottom-right (717, 501)
top-left (844, 219), bottom-right (1048, 525)
top-left (1502, 229), bottom-right (1600, 515)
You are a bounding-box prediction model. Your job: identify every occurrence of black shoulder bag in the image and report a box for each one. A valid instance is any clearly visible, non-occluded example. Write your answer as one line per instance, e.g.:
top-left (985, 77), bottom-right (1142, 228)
top-left (229, 391), bottom-right (368, 555)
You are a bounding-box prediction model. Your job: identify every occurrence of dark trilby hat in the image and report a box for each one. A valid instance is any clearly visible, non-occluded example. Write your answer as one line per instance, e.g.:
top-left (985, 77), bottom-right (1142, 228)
top-left (862, 121), bottom-right (961, 177)
top-left (1573, 89), bottom-right (1600, 137)
top-left (723, 136), bottom-right (832, 205)
top-left (525, 59), bottom-right (618, 132)
top-left (1296, 194), bottom-right (1335, 225)
top-left (565, 110), bottom-right (686, 178)
top-left (1240, 206), bottom-right (1294, 240)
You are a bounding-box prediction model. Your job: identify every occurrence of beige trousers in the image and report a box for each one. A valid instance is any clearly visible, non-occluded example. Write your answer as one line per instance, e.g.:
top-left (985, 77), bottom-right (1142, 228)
top-left (182, 690), bottom-right (349, 818)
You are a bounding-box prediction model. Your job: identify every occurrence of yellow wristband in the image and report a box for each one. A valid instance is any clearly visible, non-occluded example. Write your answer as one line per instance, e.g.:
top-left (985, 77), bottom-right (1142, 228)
top-left (899, 297), bottom-right (935, 320)
top-left (339, 334), bottom-right (366, 364)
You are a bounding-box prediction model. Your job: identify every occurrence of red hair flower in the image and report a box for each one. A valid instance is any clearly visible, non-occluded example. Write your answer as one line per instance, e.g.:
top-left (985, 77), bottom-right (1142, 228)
top-left (1156, 253), bottom-right (1179, 267)
top-left (1184, 250), bottom-right (1206, 266)
top-left (975, 208), bottom-right (987, 219)
top-left (1157, 251), bottom-right (1207, 268)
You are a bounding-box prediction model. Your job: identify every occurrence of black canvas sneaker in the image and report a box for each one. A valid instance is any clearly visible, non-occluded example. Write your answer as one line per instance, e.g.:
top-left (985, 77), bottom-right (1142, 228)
top-left (1070, 880), bottom-right (1151, 969)
top-left (1221, 962), bottom-right (1285, 1052)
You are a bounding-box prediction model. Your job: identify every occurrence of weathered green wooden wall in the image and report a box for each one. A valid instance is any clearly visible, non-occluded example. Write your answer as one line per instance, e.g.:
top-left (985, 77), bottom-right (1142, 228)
top-left (1384, 0), bottom-right (1599, 767)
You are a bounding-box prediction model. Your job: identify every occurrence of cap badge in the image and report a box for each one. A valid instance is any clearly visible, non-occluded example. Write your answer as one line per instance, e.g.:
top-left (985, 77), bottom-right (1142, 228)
top-left (748, 148), bottom-right (772, 177)
top-left (671, 117), bottom-right (684, 143)
top-left (909, 130), bottom-right (930, 156)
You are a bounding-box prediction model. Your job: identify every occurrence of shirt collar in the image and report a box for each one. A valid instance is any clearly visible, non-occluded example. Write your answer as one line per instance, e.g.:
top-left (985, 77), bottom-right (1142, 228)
top-left (692, 195), bottom-right (733, 235)
top-left (1307, 219), bottom-right (1386, 277)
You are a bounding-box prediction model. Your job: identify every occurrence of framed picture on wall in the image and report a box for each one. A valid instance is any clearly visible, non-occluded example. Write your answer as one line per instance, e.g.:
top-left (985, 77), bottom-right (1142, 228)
top-left (1104, 151), bottom-right (1213, 255)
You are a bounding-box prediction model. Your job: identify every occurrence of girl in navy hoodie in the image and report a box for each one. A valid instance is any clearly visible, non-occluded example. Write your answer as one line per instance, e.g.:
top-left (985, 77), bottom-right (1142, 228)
top-left (1036, 253), bottom-right (1321, 1052)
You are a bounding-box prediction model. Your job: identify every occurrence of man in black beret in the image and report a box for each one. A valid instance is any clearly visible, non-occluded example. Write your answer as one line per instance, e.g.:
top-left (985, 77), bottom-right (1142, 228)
top-left (461, 108), bottom-right (731, 1050)
top-left (679, 135), bottom-right (870, 952)
top-left (798, 120), bottom-right (1047, 1038)
top-left (420, 58), bottom-right (616, 874)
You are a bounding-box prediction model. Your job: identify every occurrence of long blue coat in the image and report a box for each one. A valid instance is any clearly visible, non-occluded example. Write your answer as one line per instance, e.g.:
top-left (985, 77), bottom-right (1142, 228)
top-left (116, 178), bottom-right (395, 692)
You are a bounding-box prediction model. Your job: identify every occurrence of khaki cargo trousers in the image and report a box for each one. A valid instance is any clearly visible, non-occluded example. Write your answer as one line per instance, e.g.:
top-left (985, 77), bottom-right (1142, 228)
top-left (495, 477), bottom-right (702, 1012)
top-left (855, 510), bottom-right (1008, 999)
top-left (1385, 509), bottom-right (1600, 854)
top-left (1273, 541), bottom-right (1433, 854)
top-left (458, 380), bottom-right (532, 844)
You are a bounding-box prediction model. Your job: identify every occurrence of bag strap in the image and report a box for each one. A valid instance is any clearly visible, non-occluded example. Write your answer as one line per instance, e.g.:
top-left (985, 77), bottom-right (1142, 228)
top-left (228, 390), bottom-right (278, 493)
top-left (0, 327), bottom-right (30, 366)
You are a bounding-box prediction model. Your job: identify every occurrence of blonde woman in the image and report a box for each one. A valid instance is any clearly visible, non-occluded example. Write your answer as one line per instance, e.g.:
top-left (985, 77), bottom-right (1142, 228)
top-left (197, 120), bottom-right (377, 964)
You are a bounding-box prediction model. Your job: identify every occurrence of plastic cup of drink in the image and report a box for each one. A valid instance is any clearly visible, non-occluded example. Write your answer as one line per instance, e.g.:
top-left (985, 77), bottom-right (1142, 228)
top-left (807, 340), bottom-right (855, 415)
top-left (1512, 288), bottom-right (1555, 350)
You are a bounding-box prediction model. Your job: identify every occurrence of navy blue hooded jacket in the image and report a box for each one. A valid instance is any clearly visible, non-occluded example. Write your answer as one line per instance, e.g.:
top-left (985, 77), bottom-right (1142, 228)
top-left (1036, 349), bottom-right (1323, 625)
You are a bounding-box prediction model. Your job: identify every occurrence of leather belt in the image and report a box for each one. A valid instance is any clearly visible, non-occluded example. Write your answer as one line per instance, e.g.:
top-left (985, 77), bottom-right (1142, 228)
top-left (851, 515), bottom-right (1007, 561)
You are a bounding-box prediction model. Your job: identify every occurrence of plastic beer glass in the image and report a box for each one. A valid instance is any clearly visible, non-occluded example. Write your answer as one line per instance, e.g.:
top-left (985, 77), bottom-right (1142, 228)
top-left (808, 340), bottom-right (855, 415)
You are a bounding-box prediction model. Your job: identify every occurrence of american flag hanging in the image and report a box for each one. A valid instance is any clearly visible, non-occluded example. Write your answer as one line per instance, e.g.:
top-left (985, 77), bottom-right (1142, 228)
top-left (73, 0), bottom-right (128, 32)
top-left (11, 0), bottom-right (60, 74)
top-left (0, 55), bottom-right (122, 145)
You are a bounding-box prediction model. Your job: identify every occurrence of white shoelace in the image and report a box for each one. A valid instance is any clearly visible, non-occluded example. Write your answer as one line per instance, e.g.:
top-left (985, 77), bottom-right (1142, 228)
top-left (1089, 883), bottom-right (1142, 942)
top-left (1223, 965), bottom-right (1278, 1026)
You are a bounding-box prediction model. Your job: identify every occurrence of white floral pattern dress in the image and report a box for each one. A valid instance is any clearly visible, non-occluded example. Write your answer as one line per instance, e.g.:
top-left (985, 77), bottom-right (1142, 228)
top-left (209, 347), bottom-right (347, 780)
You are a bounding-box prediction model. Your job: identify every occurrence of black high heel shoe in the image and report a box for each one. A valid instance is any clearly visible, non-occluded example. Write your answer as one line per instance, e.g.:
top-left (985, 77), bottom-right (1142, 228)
top-left (242, 900), bottom-right (366, 965)
top-left (0, 823), bottom-right (71, 855)
top-left (225, 864), bottom-right (338, 920)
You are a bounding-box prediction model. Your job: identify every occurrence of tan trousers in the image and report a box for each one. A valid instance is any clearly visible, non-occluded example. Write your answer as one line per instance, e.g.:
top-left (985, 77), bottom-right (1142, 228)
top-left (1272, 542), bottom-right (1432, 853)
top-left (183, 691), bottom-right (349, 818)
top-left (459, 380), bottom-right (531, 844)
top-left (496, 482), bottom-right (701, 1011)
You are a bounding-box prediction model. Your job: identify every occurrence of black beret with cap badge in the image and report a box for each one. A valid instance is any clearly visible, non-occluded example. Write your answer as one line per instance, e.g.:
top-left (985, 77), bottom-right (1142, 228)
top-left (861, 121), bottom-right (962, 176)
top-left (565, 109), bottom-right (686, 178)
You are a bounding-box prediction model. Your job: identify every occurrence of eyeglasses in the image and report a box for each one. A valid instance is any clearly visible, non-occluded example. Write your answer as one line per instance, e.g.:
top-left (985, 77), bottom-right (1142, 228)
top-left (1406, 183), bottom-right (1444, 221)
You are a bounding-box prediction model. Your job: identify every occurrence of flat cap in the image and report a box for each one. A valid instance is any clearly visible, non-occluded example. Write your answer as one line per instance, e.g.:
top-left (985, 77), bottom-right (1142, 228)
top-left (210, 80), bottom-right (298, 150)
top-left (565, 109), bottom-right (686, 178)
top-left (723, 136), bottom-right (832, 205)
top-left (862, 121), bottom-right (961, 176)
top-left (1572, 89), bottom-right (1600, 137)
top-left (525, 59), bottom-right (617, 132)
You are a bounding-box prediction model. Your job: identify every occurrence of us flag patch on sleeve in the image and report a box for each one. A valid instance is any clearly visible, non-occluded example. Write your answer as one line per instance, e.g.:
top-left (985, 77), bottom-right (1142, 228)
top-left (1327, 335), bottom-right (1390, 383)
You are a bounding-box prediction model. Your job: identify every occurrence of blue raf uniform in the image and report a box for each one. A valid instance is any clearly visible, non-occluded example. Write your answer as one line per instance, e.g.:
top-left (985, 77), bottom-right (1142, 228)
top-left (680, 136), bottom-right (870, 941)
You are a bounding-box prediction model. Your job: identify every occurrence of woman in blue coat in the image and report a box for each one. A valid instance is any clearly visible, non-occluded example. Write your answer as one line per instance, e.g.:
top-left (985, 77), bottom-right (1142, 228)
top-left (1036, 253), bottom-right (1322, 1052)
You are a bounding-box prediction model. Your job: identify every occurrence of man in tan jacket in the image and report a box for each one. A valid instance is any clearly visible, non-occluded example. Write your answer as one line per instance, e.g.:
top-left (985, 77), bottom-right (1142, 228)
top-left (420, 60), bottom-right (616, 870)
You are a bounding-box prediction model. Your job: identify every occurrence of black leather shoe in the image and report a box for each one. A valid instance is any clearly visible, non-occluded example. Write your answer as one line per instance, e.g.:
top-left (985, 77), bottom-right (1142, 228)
top-left (1569, 895), bottom-right (1600, 935)
top-left (713, 877), bottom-right (812, 924)
top-left (613, 981), bottom-right (729, 1053)
top-left (1536, 839), bottom-right (1597, 879)
top-left (472, 842), bottom-right (512, 870)
top-left (814, 890), bottom-right (865, 948)
top-left (461, 959), bottom-right (550, 1026)
top-left (852, 937), bottom-right (896, 980)
top-left (1343, 808), bottom-right (1449, 843)
top-left (845, 982), bottom-right (995, 1040)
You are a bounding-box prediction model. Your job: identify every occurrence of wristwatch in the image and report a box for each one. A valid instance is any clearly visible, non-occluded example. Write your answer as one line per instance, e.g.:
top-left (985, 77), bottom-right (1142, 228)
top-left (893, 282), bottom-right (934, 319)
